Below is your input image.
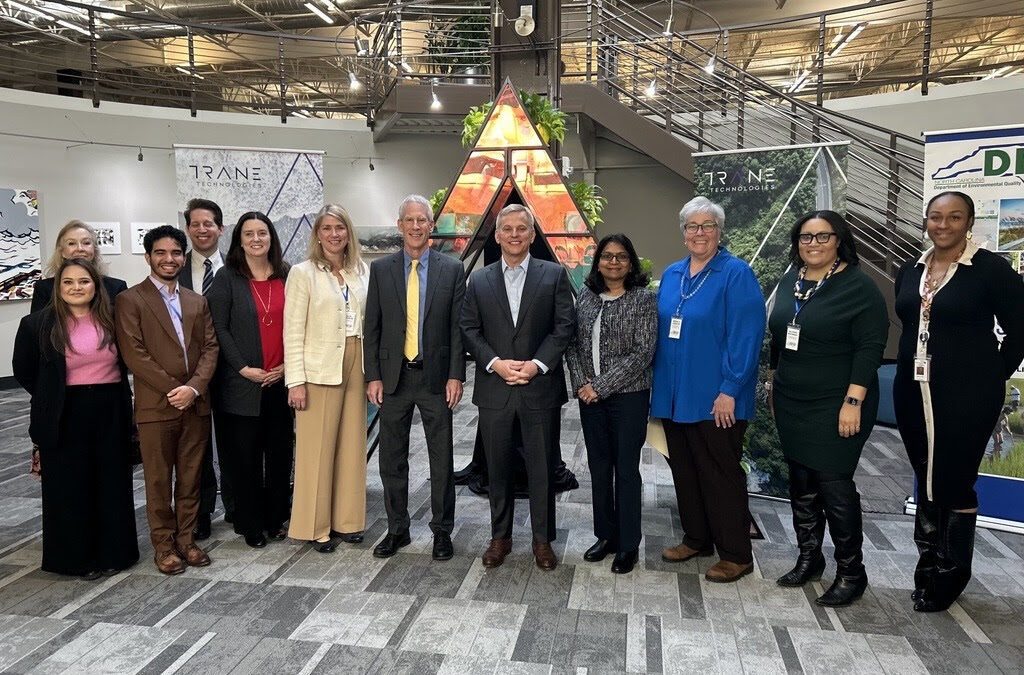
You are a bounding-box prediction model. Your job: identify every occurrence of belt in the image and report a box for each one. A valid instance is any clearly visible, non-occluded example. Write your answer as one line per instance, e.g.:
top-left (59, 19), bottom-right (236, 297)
top-left (402, 360), bottom-right (424, 370)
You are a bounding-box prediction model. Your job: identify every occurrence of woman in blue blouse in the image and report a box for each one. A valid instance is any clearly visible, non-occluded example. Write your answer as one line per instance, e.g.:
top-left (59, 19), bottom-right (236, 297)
top-left (651, 196), bottom-right (766, 583)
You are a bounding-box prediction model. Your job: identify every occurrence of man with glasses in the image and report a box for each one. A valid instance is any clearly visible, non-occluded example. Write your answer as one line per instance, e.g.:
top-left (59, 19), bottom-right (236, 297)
top-left (460, 204), bottom-right (576, 570)
top-left (364, 195), bottom-right (467, 561)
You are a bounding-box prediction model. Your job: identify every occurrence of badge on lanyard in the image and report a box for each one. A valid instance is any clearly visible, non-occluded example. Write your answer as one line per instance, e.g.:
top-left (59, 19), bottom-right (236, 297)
top-left (669, 315), bottom-right (682, 340)
top-left (913, 355), bottom-right (931, 382)
top-left (785, 323), bottom-right (801, 351)
top-left (346, 309), bottom-right (358, 333)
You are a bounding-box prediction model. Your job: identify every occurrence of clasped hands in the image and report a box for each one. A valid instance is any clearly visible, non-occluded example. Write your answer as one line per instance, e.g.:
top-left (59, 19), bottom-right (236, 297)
top-left (167, 385), bottom-right (197, 411)
top-left (492, 359), bottom-right (539, 386)
top-left (240, 365), bottom-right (285, 388)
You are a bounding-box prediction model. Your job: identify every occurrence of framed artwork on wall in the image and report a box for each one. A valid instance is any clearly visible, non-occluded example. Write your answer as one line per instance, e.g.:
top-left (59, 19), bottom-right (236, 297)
top-left (87, 222), bottom-right (122, 255)
top-left (130, 222), bottom-right (164, 254)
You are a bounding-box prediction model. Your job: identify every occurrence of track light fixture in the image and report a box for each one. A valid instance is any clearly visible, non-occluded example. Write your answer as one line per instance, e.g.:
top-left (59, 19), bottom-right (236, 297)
top-left (430, 79), bottom-right (442, 111)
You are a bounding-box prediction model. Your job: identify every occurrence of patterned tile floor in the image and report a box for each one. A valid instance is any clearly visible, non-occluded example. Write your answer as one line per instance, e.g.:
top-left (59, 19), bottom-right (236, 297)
top-left (0, 379), bottom-right (1022, 674)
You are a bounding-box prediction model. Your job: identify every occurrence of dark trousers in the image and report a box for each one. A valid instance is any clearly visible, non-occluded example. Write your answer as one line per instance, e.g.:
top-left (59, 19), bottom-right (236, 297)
top-left (378, 367), bottom-right (455, 535)
top-left (40, 384), bottom-right (139, 575)
top-left (663, 419), bottom-right (752, 564)
top-left (217, 384), bottom-right (293, 537)
top-left (479, 395), bottom-right (559, 542)
top-left (137, 410), bottom-right (209, 557)
top-left (579, 390), bottom-right (649, 552)
top-left (199, 412), bottom-right (233, 517)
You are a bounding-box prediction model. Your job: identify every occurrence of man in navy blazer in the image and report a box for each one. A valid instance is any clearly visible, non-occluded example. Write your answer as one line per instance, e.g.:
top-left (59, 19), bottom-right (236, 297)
top-left (460, 204), bottom-right (575, 570)
top-left (364, 195), bottom-right (467, 561)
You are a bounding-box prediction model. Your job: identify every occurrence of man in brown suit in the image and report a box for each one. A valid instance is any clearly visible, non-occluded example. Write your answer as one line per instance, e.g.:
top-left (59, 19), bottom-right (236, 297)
top-left (116, 225), bottom-right (219, 575)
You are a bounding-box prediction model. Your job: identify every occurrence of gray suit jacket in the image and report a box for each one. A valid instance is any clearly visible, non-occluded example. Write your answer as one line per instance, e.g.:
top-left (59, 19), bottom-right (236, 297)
top-left (363, 249), bottom-right (467, 395)
top-left (206, 265), bottom-right (288, 416)
top-left (460, 257), bottom-right (575, 410)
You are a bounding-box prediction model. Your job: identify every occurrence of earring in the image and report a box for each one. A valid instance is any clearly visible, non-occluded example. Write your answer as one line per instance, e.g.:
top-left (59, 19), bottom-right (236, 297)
top-left (966, 230), bottom-right (973, 240)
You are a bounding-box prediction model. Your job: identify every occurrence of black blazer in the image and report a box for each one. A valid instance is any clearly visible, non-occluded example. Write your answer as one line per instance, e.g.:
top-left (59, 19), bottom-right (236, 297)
top-left (364, 249), bottom-right (466, 395)
top-left (12, 308), bottom-right (133, 449)
top-left (460, 257), bottom-right (575, 410)
top-left (207, 265), bottom-right (288, 417)
top-left (30, 275), bottom-right (128, 313)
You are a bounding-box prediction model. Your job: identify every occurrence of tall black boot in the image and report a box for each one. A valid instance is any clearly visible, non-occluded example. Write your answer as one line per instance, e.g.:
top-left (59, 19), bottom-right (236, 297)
top-left (912, 498), bottom-right (941, 602)
top-left (816, 478), bottom-right (868, 607)
top-left (914, 510), bottom-right (976, 613)
top-left (777, 491), bottom-right (826, 587)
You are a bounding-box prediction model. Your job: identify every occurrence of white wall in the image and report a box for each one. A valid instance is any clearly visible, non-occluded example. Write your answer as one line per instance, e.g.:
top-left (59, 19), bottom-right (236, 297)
top-left (0, 89), bottom-right (465, 378)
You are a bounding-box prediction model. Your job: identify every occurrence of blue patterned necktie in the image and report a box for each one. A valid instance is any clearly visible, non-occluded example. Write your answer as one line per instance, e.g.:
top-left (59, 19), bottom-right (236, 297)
top-left (202, 258), bottom-right (213, 295)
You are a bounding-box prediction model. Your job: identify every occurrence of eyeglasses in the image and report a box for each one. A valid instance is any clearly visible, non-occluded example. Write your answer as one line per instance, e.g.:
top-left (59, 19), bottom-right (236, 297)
top-left (798, 232), bottom-right (837, 245)
top-left (599, 252), bottom-right (630, 263)
top-left (683, 222), bottom-right (719, 233)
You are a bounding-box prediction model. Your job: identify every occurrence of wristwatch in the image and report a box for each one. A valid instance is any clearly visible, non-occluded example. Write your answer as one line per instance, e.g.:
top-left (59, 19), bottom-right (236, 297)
top-left (844, 396), bottom-right (861, 407)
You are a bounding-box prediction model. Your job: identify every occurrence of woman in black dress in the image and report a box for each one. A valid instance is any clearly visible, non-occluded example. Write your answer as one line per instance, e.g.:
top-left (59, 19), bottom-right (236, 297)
top-left (768, 211), bottom-right (888, 607)
top-left (32, 220), bottom-right (127, 311)
top-left (894, 191), bottom-right (1024, 612)
top-left (566, 234), bottom-right (657, 575)
top-left (13, 258), bottom-right (139, 579)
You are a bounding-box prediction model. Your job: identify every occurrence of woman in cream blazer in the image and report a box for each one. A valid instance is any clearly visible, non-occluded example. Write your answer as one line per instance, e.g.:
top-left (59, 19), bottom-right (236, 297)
top-left (285, 204), bottom-right (370, 552)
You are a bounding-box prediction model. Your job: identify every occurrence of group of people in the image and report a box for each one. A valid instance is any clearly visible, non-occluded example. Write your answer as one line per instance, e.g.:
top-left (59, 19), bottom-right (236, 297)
top-left (13, 190), bottom-right (1023, 615)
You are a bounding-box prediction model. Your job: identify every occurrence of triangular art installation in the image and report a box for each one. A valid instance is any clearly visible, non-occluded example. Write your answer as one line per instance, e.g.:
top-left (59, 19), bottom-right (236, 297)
top-left (430, 79), bottom-right (598, 290)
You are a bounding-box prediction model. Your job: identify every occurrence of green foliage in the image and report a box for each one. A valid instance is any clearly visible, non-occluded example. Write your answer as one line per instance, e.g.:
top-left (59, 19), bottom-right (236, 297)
top-left (428, 187), bottom-right (449, 215)
top-left (460, 89), bottom-right (568, 148)
top-left (639, 257), bottom-right (657, 289)
top-left (569, 182), bottom-right (607, 227)
top-left (425, 12), bottom-right (489, 75)
top-left (1008, 411), bottom-right (1023, 435)
top-left (979, 441), bottom-right (1024, 478)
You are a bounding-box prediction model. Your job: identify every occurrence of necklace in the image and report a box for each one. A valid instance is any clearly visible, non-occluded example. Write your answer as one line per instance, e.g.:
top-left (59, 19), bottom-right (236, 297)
top-left (920, 242), bottom-right (966, 322)
top-left (250, 279), bottom-right (274, 326)
top-left (793, 258), bottom-right (840, 301)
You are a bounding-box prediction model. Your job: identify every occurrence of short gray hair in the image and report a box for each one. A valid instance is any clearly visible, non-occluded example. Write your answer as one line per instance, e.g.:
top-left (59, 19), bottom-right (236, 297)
top-left (496, 203), bottom-right (535, 229)
top-left (398, 194), bottom-right (433, 222)
top-left (679, 196), bottom-right (725, 233)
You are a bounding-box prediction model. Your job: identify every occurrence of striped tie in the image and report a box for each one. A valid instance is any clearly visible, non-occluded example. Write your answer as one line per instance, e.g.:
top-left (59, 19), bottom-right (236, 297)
top-left (202, 258), bottom-right (213, 295)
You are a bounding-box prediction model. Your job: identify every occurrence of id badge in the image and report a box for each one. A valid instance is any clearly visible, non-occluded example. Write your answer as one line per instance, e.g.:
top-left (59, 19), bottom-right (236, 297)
top-left (668, 316), bottom-right (682, 340)
top-left (345, 309), bottom-right (358, 334)
top-left (913, 355), bottom-right (931, 382)
top-left (785, 323), bottom-right (801, 351)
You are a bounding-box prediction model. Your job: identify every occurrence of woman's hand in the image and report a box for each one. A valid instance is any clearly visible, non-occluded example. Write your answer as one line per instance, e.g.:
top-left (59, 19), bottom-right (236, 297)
top-left (288, 384), bottom-right (308, 411)
top-left (712, 393), bottom-right (736, 428)
top-left (838, 402), bottom-right (861, 438)
top-left (240, 366), bottom-right (268, 384)
top-left (262, 364), bottom-right (285, 387)
top-left (577, 383), bottom-right (599, 405)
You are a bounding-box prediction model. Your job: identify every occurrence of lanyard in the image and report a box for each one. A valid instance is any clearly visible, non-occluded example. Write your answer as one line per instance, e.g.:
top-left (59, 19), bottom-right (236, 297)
top-left (791, 258), bottom-right (840, 324)
top-left (340, 284), bottom-right (350, 303)
top-left (674, 254), bottom-right (716, 317)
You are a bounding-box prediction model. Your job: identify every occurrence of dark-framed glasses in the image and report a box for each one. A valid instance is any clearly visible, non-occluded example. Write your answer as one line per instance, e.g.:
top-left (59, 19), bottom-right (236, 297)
top-left (683, 222), bottom-right (719, 233)
top-left (798, 232), bottom-right (837, 245)
top-left (599, 252), bottom-right (630, 263)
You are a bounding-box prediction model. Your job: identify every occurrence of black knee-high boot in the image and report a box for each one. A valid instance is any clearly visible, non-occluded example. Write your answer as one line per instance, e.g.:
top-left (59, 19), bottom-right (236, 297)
top-left (915, 510), bottom-right (976, 613)
top-left (912, 497), bottom-right (941, 602)
top-left (816, 477), bottom-right (868, 607)
top-left (777, 491), bottom-right (826, 587)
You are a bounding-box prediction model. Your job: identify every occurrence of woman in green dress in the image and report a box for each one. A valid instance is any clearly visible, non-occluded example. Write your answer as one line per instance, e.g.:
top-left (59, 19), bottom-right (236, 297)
top-left (768, 210), bottom-right (888, 607)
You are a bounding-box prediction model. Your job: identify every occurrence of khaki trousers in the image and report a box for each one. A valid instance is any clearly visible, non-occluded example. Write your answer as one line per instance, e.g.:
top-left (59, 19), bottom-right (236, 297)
top-left (288, 338), bottom-right (367, 540)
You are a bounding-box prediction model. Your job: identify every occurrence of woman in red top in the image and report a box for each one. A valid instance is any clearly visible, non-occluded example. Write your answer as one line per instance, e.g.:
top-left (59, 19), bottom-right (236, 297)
top-left (13, 258), bottom-right (139, 578)
top-left (207, 212), bottom-right (291, 548)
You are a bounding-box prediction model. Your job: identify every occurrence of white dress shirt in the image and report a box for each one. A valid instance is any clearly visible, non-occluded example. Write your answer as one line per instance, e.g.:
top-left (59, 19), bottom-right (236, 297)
top-left (190, 250), bottom-right (224, 293)
top-left (486, 254), bottom-right (548, 375)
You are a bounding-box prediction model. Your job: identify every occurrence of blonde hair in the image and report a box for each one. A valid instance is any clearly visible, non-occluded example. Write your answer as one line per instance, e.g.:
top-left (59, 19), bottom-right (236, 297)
top-left (308, 204), bottom-right (364, 273)
top-left (46, 220), bottom-right (107, 277)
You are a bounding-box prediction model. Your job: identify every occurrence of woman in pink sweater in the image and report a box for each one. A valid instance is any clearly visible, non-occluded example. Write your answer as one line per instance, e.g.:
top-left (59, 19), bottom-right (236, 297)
top-left (13, 258), bottom-right (139, 579)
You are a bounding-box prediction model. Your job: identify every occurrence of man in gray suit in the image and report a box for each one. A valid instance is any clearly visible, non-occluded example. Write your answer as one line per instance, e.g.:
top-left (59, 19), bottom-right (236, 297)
top-left (460, 204), bottom-right (575, 571)
top-left (364, 194), bottom-right (467, 561)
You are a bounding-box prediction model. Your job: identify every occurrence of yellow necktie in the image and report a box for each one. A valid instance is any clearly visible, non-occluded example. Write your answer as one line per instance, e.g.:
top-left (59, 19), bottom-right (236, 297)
top-left (405, 259), bottom-right (419, 361)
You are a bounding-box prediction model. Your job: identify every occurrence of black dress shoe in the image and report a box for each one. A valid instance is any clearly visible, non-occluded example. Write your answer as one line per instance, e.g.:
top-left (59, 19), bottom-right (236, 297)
top-left (611, 550), bottom-right (638, 574)
top-left (432, 532), bottom-right (454, 561)
top-left (267, 527), bottom-right (288, 541)
top-left (332, 531), bottom-right (364, 544)
top-left (313, 539), bottom-right (338, 553)
top-left (82, 570), bottom-right (102, 581)
top-left (245, 533), bottom-right (268, 549)
top-left (373, 531), bottom-right (411, 558)
top-left (584, 539), bottom-right (613, 563)
top-left (100, 568), bottom-right (120, 577)
top-left (193, 514), bottom-right (212, 541)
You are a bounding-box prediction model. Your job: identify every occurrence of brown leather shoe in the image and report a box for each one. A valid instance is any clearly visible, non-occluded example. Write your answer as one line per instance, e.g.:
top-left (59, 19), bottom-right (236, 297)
top-left (705, 560), bottom-right (753, 583)
top-left (661, 543), bottom-right (714, 563)
top-left (179, 544), bottom-right (212, 567)
top-left (532, 540), bottom-right (558, 571)
top-left (482, 538), bottom-right (512, 568)
top-left (155, 551), bottom-right (186, 576)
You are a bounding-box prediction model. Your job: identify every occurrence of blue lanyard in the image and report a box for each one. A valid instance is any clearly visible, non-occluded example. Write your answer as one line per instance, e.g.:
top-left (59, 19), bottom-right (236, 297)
top-left (674, 260), bottom-right (714, 316)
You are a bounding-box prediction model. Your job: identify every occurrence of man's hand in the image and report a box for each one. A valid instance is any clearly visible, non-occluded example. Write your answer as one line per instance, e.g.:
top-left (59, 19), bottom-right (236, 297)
top-left (492, 359), bottom-right (525, 385)
top-left (445, 379), bottom-right (463, 409)
top-left (289, 384), bottom-right (308, 411)
top-left (366, 380), bottom-right (384, 406)
top-left (167, 385), bottom-right (197, 410)
top-left (515, 360), bottom-right (540, 384)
